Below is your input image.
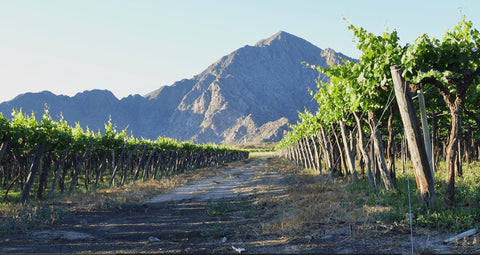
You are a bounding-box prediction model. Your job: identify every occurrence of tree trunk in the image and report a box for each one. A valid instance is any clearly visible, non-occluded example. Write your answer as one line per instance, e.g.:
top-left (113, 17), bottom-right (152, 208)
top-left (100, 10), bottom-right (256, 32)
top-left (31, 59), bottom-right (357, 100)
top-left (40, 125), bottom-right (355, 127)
top-left (19, 142), bottom-right (45, 204)
top-left (37, 156), bottom-right (51, 200)
top-left (121, 144), bottom-right (140, 186)
top-left (464, 127), bottom-right (470, 167)
top-left (93, 151), bottom-right (108, 193)
top-left (299, 139), bottom-right (309, 169)
top-left (431, 115), bottom-right (439, 171)
top-left (356, 127), bottom-right (365, 178)
top-left (350, 129), bottom-right (357, 166)
top-left (292, 143), bottom-right (300, 167)
top-left (305, 136), bottom-right (317, 172)
top-left (49, 147), bottom-right (69, 199)
top-left (109, 144), bottom-right (126, 188)
top-left (132, 144), bottom-right (148, 183)
top-left (153, 150), bottom-right (164, 180)
top-left (68, 142), bottom-right (92, 195)
top-left (142, 146), bottom-right (158, 182)
top-left (3, 170), bottom-right (22, 202)
top-left (0, 141), bottom-right (8, 167)
top-left (367, 112), bottom-right (394, 192)
top-left (456, 132), bottom-right (463, 177)
top-left (339, 120), bottom-right (358, 183)
top-left (416, 69), bottom-right (479, 205)
top-left (387, 104), bottom-right (397, 186)
top-left (319, 127), bottom-right (334, 177)
top-left (310, 135), bottom-right (321, 174)
top-left (445, 108), bottom-right (461, 205)
top-left (331, 124), bottom-right (346, 177)
top-left (353, 112), bottom-right (375, 189)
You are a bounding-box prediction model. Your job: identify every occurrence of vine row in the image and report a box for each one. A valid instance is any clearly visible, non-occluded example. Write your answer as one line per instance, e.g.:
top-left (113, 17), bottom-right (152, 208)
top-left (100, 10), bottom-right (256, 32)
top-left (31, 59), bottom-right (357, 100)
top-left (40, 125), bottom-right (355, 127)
top-left (0, 110), bottom-right (248, 204)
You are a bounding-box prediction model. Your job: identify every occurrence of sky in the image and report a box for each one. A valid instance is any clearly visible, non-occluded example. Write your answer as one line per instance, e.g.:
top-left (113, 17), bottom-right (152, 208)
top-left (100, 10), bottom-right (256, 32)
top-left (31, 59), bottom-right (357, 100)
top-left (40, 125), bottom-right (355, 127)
top-left (0, 0), bottom-right (479, 103)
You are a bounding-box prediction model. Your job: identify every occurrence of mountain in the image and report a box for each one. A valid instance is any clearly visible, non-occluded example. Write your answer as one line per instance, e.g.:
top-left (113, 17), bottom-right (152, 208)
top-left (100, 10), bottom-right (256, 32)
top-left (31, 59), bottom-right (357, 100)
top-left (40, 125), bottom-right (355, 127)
top-left (0, 31), bottom-right (353, 145)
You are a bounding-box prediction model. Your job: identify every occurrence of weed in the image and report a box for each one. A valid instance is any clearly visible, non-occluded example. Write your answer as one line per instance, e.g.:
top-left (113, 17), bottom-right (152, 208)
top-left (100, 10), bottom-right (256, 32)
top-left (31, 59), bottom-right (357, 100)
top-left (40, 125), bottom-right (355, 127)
top-left (0, 160), bottom-right (245, 235)
top-left (237, 199), bottom-right (257, 218)
top-left (200, 220), bottom-right (228, 237)
top-left (345, 160), bottom-right (480, 233)
top-left (206, 200), bottom-right (233, 216)
top-left (0, 203), bottom-right (65, 235)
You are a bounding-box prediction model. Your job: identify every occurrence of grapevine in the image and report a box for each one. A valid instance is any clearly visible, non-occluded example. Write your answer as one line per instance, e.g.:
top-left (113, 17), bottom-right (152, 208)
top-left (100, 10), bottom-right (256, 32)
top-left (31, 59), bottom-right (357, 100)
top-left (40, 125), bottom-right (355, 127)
top-left (0, 109), bottom-right (248, 204)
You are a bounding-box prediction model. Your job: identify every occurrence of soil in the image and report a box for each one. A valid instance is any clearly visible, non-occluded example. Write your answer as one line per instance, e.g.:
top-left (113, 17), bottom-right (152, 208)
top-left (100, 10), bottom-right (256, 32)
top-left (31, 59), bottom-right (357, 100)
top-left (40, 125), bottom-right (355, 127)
top-left (1, 156), bottom-right (479, 254)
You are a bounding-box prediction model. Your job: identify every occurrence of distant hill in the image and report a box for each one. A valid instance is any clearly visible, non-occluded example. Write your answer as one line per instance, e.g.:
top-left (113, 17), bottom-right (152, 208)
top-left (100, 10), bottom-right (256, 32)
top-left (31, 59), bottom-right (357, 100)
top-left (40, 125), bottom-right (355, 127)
top-left (0, 31), bottom-right (354, 144)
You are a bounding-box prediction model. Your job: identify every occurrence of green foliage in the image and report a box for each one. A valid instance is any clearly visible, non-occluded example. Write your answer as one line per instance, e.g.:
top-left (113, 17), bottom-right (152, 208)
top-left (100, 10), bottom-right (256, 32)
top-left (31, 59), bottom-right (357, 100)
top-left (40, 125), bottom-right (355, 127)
top-left (0, 204), bottom-right (65, 235)
top-left (401, 16), bottom-right (480, 123)
top-left (0, 107), bottom-right (248, 205)
top-left (276, 110), bottom-right (320, 149)
top-left (403, 16), bottom-right (480, 83)
top-left (206, 199), bottom-right (234, 216)
top-left (237, 199), bottom-right (257, 218)
top-left (0, 108), bottom-right (246, 158)
top-left (347, 22), bottom-right (404, 112)
top-left (202, 199), bottom-right (259, 237)
top-left (315, 60), bottom-right (361, 123)
top-left (201, 220), bottom-right (228, 237)
top-left (276, 15), bottom-right (480, 236)
top-left (282, 17), bottom-right (480, 149)
top-left (279, 18), bottom-right (405, 149)
top-left (205, 199), bottom-right (257, 218)
top-left (347, 162), bottom-right (480, 233)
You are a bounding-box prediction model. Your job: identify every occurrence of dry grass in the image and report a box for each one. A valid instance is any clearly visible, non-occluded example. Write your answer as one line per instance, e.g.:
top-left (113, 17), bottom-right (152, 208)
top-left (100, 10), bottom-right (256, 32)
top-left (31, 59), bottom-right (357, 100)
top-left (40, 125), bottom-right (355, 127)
top-left (64, 161), bottom-right (247, 210)
top-left (249, 151), bottom-right (279, 158)
top-left (0, 203), bottom-right (65, 234)
top-left (257, 158), bottom-right (370, 237)
top-left (2, 156), bottom-right (372, 240)
top-left (0, 160), bottom-right (247, 235)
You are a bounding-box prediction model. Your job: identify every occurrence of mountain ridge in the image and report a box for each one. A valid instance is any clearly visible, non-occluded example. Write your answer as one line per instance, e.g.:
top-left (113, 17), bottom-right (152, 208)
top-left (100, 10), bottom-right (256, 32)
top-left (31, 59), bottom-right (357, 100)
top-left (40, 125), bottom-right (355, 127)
top-left (0, 31), bottom-right (354, 144)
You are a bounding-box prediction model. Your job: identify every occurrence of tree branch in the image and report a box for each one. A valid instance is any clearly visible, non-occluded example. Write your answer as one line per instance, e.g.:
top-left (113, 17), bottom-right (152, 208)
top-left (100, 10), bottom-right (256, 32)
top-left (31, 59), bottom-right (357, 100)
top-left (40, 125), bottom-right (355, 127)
top-left (464, 108), bottom-right (480, 128)
top-left (466, 66), bottom-right (480, 84)
top-left (418, 76), bottom-right (455, 108)
top-left (408, 81), bottom-right (422, 92)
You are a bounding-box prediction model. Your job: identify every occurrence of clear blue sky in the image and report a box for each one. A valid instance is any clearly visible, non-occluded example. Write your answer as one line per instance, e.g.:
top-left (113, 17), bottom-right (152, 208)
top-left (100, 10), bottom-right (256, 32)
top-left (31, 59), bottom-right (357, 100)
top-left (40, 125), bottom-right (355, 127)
top-left (0, 0), bottom-right (478, 103)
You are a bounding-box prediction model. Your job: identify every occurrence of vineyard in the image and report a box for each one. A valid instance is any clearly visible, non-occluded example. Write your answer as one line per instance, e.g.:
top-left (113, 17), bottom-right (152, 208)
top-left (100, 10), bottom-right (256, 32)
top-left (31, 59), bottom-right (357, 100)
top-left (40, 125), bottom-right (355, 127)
top-left (0, 109), bottom-right (248, 204)
top-left (2, 16), bottom-right (480, 254)
top-left (277, 16), bottom-right (480, 220)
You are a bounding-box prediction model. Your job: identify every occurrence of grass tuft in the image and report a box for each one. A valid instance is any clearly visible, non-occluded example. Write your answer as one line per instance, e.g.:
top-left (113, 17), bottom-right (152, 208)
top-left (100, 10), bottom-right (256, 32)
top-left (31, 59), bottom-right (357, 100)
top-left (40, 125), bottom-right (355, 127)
top-left (0, 162), bottom-right (242, 235)
top-left (345, 159), bottom-right (480, 233)
top-left (206, 200), bottom-right (234, 216)
top-left (0, 203), bottom-right (65, 235)
top-left (258, 159), bottom-right (368, 236)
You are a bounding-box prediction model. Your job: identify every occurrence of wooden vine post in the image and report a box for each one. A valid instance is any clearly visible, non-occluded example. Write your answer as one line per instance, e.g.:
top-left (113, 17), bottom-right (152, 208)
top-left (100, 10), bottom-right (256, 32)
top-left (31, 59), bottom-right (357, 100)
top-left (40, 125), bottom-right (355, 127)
top-left (390, 65), bottom-right (435, 205)
top-left (19, 142), bottom-right (45, 204)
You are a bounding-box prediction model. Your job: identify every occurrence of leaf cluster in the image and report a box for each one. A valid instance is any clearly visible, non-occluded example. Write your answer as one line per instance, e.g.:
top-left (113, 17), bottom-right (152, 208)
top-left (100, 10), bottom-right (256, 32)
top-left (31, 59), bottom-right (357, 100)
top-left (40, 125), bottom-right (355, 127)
top-left (280, 16), bottom-right (480, 148)
top-left (403, 16), bottom-right (480, 84)
top-left (0, 108), bottom-right (246, 159)
top-left (279, 21), bottom-right (405, 148)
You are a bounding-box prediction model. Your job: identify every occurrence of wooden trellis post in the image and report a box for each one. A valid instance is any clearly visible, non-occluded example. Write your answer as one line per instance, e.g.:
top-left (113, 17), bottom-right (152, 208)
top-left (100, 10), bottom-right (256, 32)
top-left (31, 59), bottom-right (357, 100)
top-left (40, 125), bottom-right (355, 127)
top-left (390, 65), bottom-right (436, 205)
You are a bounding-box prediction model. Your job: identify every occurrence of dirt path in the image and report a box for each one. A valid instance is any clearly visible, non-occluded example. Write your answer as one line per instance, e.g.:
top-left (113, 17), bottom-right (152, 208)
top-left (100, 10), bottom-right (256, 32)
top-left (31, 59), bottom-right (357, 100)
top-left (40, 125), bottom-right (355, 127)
top-left (1, 156), bottom-right (478, 254)
top-left (147, 157), bottom-right (286, 203)
top-left (0, 157), bottom-right (293, 254)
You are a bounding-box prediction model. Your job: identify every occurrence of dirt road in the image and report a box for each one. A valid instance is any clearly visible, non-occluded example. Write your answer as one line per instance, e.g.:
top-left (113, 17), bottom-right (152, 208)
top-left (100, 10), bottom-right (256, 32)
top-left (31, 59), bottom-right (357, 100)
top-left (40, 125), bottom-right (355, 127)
top-left (1, 156), bottom-right (478, 254)
top-left (1, 157), bottom-right (293, 254)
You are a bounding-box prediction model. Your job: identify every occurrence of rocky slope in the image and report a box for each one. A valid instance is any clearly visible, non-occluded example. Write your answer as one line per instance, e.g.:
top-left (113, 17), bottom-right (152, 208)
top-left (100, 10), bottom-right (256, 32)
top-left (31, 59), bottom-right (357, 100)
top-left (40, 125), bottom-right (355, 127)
top-left (0, 31), bottom-right (353, 144)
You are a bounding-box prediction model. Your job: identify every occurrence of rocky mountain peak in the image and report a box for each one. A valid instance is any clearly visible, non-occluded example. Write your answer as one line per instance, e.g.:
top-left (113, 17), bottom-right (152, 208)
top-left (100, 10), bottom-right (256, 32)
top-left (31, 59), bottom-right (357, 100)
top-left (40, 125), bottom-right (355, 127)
top-left (320, 48), bottom-right (344, 66)
top-left (254, 31), bottom-right (303, 47)
top-left (0, 32), bottom-right (355, 145)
